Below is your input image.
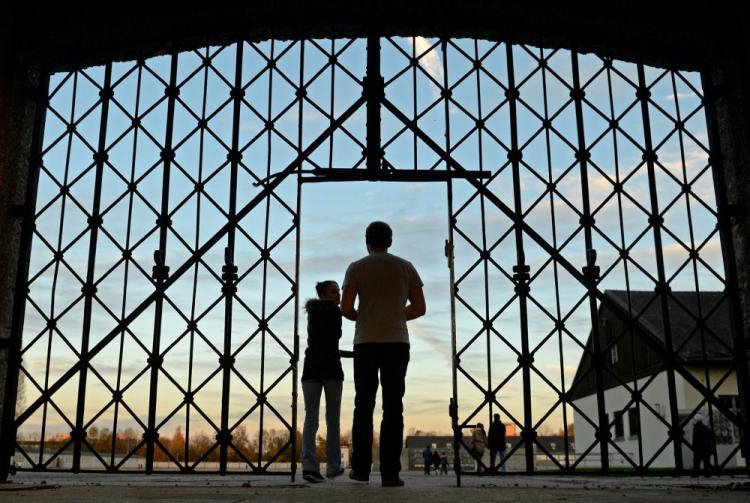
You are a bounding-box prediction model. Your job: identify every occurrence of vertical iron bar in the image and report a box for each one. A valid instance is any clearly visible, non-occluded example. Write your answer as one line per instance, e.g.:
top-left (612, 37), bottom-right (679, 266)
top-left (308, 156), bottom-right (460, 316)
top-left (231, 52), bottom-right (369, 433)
top-left (637, 63), bottom-right (684, 471)
top-left (604, 57), bottom-right (643, 469)
top-left (412, 37), bottom-right (418, 170)
top-left (72, 63), bottom-right (113, 472)
top-left (570, 51), bottom-right (609, 473)
top-left (541, 47), bottom-right (570, 469)
top-left (365, 35), bottom-right (381, 178)
top-left (182, 47), bottom-right (211, 470)
top-left (258, 39), bottom-right (276, 469)
top-left (111, 61), bottom-right (144, 469)
top-left (701, 69), bottom-right (750, 474)
top-left (505, 44), bottom-right (534, 474)
top-left (673, 69), bottom-right (716, 467)
top-left (145, 52), bottom-right (178, 473)
top-left (185, 45), bottom-right (210, 471)
top-left (328, 38), bottom-right (335, 170)
top-left (219, 40), bottom-right (244, 475)
top-left (289, 39), bottom-right (305, 483)
top-left (0, 71), bottom-right (50, 482)
top-left (442, 39), bottom-right (462, 487)
top-left (474, 41), bottom-right (493, 440)
top-left (41, 70), bottom-right (79, 468)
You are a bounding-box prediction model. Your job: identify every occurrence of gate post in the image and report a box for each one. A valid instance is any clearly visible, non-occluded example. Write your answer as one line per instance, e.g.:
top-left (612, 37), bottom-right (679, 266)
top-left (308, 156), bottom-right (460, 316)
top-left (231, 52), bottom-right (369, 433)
top-left (0, 60), bottom-right (47, 482)
top-left (701, 65), bottom-right (750, 475)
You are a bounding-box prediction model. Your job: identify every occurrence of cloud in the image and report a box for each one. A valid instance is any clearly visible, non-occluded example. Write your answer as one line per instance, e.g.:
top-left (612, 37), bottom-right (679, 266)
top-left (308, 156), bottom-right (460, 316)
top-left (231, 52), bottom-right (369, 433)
top-left (409, 320), bottom-right (451, 357)
top-left (663, 92), bottom-right (698, 102)
top-left (23, 357), bottom-right (77, 373)
top-left (413, 37), bottom-right (444, 85)
top-left (542, 363), bottom-right (578, 376)
top-left (658, 145), bottom-right (710, 179)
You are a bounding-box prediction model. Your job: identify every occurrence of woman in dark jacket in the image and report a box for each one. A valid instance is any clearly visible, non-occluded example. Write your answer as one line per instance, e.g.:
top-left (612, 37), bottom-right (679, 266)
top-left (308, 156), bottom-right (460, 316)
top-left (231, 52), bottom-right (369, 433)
top-left (301, 281), bottom-right (351, 483)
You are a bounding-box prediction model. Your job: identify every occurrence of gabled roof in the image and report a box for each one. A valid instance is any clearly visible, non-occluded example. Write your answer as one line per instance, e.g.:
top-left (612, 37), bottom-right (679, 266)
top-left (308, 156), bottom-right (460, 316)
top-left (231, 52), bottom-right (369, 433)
top-left (604, 290), bottom-right (734, 362)
top-left (569, 290), bottom-right (736, 401)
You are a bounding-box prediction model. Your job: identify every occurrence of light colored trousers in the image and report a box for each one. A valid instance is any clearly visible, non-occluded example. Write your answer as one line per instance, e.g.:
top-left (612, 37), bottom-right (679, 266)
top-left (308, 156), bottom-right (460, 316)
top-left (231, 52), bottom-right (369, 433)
top-left (301, 379), bottom-right (342, 475)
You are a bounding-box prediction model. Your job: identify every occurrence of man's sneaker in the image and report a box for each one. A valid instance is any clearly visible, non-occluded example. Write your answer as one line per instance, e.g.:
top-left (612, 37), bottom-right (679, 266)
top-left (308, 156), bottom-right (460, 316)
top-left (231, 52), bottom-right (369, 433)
top-left (326, 467), bottom-right (345, 479)
top-left (348, 470), bottom-right (369, 482)
top-left (302, 470), bottom-right (325, 483)
top-left (381, 477), bottom-right (405, 487)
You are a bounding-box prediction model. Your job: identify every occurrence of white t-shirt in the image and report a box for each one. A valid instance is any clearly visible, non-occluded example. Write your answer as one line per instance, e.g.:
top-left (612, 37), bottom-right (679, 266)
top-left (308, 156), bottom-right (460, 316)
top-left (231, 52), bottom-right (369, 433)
top-left (343, 252), bottom-right (423, 345)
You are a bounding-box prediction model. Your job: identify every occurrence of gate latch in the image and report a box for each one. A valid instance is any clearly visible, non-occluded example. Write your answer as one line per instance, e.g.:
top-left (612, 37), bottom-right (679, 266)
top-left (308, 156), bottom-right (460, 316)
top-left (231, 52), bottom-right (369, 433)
top-left (444, 239), bottom-right (453, 268)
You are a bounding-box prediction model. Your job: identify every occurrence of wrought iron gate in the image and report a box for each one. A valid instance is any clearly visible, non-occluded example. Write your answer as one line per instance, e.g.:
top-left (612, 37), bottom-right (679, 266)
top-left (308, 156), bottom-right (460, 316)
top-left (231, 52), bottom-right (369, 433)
top-left (2, 33), bottom-right (749, 480)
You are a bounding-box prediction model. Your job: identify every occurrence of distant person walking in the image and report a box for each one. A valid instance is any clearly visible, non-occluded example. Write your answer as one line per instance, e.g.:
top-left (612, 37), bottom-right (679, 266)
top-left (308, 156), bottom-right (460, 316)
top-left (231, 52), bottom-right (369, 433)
top-left (422, 446), bottom-right (433, 476)
top-left (488, 413), bottom-right (507, 472)
top-left (440, 451), bottom-right (449, 475)
top-left (691, 414), bottom-right (715, 476)
top-left (470, 422), bottom-right (488, 473)
top-left (301, 281), bottom-right (350, 483)
top-left (431, 448), bottom-right (441, 474)
top-left (341, 221), bottom-right (426, 488)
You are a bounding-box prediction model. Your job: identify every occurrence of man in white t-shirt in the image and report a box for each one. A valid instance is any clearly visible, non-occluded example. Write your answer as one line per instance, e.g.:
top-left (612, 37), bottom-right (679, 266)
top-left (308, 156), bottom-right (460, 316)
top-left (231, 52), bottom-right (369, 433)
top-left (340, 221), bottom-right (426, 487)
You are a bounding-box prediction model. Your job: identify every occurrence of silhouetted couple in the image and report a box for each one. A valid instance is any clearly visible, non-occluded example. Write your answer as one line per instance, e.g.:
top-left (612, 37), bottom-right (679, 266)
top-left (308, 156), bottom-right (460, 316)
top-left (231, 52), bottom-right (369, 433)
top-left (300, 221), bottom-right (426, 487)
top-left (470, 413), bottom-right (506, 473)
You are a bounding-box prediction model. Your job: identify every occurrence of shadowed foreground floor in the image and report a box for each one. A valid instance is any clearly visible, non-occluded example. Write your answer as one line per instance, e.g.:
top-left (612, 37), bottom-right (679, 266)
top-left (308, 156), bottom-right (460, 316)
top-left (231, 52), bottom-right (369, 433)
top-left (2, 472), bottom-right (749, 502)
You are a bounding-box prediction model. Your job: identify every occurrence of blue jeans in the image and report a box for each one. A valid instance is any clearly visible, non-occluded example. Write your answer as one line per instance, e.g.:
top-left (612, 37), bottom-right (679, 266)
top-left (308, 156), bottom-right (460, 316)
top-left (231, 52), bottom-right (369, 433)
top-left (490, 449), bottom-right (507, 472)
top-left (301, 379), bottom-right (343, 475)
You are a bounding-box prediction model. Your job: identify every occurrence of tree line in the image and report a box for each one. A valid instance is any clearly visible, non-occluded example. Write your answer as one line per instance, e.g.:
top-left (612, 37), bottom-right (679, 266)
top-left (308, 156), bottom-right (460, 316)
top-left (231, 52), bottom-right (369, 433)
top-left (18, 425), bottom-right (356, 464)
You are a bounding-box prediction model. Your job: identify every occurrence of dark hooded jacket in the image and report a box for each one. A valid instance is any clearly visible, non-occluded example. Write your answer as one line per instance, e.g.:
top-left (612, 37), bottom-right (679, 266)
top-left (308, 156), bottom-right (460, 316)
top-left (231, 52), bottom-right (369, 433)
top-left (301, 299), bottom-right (344, 381)
top-left (488, 418), bottom-right (506, 451)
top-left (692, 421), bottom-right (715, 454)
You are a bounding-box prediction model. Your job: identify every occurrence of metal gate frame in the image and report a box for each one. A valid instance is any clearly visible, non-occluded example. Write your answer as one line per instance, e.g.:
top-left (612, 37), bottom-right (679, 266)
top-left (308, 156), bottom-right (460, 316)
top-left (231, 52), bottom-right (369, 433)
top-left (2, 33), bottom-right (749, 482)
top-left (439, 43), bottom-right (750, 481)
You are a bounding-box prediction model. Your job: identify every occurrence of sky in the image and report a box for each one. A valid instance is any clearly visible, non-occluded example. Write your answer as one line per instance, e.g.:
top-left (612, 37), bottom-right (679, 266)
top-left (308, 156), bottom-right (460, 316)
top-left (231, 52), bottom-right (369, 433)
top-left (15, 36), bottom-right (728, 462)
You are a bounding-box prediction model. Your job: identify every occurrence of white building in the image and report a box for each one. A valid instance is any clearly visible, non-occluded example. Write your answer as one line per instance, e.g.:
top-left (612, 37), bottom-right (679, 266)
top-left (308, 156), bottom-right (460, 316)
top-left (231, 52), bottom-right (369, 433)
top-left (570, 290), bottom-right (744, 469)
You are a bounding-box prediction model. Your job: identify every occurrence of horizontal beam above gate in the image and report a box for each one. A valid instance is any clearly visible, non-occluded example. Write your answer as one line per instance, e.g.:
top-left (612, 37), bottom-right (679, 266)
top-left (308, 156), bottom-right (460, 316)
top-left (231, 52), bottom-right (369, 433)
top-left (300, 167), bottom-right (492, 183)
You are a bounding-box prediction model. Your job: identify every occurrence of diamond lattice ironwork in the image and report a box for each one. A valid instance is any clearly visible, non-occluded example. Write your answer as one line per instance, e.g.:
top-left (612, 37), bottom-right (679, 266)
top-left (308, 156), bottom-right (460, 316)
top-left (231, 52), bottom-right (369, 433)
top-left (5, 34), bottom-right (748, 480)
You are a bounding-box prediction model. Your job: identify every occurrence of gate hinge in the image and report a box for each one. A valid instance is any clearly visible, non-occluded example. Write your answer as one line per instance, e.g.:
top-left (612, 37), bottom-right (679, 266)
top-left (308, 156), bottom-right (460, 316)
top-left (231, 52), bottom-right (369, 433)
top-left (444, 239), bottom-right (453, 268)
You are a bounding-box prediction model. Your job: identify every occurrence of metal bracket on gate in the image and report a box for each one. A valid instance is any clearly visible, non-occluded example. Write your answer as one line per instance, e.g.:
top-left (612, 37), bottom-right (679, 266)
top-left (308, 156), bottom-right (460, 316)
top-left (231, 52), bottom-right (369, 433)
top-left (444, 239), bottom-right (454, 268)
top-left (582, 248), bottom-right (600, 285)
top-left (221, 247), bottom-right (238, 295)
top-left (151, 250), bottom-right (170, 282)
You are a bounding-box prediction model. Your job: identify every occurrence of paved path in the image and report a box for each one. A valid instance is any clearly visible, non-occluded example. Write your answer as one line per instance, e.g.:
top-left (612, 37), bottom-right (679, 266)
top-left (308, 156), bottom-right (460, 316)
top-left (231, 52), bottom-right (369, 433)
top-left (2, 472), bottom-right (749, 502)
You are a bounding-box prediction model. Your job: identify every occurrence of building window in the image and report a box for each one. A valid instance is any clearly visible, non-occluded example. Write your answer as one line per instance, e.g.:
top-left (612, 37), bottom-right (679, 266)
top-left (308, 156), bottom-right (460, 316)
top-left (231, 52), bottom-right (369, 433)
top-left (609, 344), bottom-right (619, 365)
top-left (718, 395), bottom-right (739, 411)
top-left (628, 408), bottom-right (640, 439)
top-left (716, 395), bottom-right (740, 445)
top-left (605, 412), bottom-right (610, 438)
top-left (614, 411), bottom-right (624, 440)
